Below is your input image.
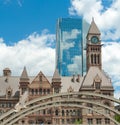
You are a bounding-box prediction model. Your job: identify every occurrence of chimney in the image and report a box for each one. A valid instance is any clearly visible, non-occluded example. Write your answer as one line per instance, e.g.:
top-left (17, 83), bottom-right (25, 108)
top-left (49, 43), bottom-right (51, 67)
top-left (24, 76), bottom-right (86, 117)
top-left (3, 68), bottom-right (11, 77)
top-left (71, 75), bottom-right (75, 82)
top-left (76, 74), bottom-right (80, 82)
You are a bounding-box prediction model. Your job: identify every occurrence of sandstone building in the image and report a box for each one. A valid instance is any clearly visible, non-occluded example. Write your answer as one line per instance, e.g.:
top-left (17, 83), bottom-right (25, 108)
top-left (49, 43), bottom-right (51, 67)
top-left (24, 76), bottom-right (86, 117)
top-left (0, 19), bottom-right (114, 124)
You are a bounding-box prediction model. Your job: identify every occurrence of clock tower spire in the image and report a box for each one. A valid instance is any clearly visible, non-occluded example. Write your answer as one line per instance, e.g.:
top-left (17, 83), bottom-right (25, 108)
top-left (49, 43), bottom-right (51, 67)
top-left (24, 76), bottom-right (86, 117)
top-left (86, 19), bottom-right (102, 71)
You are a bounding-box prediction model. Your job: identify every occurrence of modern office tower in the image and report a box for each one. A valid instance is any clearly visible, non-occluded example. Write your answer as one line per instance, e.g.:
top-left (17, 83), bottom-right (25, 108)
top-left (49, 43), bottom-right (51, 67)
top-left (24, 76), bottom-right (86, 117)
top-left (56, 18), bottom-right (89, 76)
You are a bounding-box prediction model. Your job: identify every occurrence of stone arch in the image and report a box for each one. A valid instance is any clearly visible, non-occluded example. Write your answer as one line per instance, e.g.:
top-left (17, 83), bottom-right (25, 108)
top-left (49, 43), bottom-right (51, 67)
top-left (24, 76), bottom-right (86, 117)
top-left (1, 92), bottom-right (120, 125)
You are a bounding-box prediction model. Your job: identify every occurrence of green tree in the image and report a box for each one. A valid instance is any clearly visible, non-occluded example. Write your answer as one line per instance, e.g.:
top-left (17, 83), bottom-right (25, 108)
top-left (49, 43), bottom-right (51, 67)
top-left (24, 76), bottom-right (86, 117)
top-left (74, 119), bottom-right (82, 124)
top-left (115, 114), bottom-right (120, 123)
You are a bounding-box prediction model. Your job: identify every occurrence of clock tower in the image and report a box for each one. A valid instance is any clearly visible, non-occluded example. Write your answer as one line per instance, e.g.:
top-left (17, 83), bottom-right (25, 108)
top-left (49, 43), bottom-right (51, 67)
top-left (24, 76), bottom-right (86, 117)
top-left (86, 19), bottom-right (102, 71)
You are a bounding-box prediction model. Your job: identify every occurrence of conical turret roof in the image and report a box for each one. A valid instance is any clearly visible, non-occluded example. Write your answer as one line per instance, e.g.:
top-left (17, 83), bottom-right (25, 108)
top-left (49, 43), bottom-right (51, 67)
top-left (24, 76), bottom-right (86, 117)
top-left (52, 69), bottom-right (61, 79)
top-left (20, 67), bottom-right (29, 81)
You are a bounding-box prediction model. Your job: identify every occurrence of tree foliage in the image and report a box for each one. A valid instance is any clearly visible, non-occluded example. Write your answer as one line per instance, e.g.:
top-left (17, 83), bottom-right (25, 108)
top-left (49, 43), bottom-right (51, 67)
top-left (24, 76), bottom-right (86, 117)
top-left (74, 119), bottom-right (82, 124)
top-left (115, 114), bottom-right (120, 123)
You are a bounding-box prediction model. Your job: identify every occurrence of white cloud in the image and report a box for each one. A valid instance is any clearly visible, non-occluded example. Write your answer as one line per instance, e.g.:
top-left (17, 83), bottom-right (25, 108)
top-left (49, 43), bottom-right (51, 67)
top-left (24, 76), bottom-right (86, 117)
top-left (67, 55), bottom-right (82, 74)
top-left (102, 42), bottom-right (120, 76)
top-left (69, 0), bottom-right (120, 40)
top-left (0, 30), bottom-right (55, 76)
top-left (62, 41), bottom-right (75, 50)
top-left (63, 29), bottom-right (81, 41)
top-left (3, 0), bottom-right (23, 7)
top-left (17, 0), bottom-right (22, 7)
top-left (102, 42), bottom-right (120, 98)
top-left (62, 29), bottom-right (81, 50)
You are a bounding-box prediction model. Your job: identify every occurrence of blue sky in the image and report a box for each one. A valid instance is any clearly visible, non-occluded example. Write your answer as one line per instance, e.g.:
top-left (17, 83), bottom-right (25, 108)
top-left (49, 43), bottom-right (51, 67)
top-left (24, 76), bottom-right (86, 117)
top-left (0, 0), bottom-right (120, 98)
top-left (0, 0), bottom-right (70, 43)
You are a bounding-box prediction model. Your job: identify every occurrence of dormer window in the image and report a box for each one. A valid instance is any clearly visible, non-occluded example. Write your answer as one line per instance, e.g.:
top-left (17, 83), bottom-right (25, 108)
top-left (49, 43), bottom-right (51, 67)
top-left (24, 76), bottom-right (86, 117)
top-left (95, 82), bottom-right (100, 89)
top-left (8, 91), bottom-right (12, 97)
top-left (93, 74), bottom-right (101, 90)
top-left (39, 75), bottom-right (42, 83)
top-left (67, 86), bottom-right (74, 93)
top-left (6, 86), bottom-right (12, 98)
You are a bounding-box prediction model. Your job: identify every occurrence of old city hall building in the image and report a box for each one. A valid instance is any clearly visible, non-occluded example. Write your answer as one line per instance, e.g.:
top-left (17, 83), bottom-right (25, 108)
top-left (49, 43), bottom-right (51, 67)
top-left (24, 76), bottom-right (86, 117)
top-left (0, 19), bottom-right (115, 125)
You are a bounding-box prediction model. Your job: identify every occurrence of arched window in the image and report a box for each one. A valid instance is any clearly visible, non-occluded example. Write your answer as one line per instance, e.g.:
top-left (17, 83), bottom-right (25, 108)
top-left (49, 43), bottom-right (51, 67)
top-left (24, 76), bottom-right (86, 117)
top-left (95, 82), bottom-right (100, 89)
top-left (55, 110), bottom-right (59, 116)
top-left (66, 110), bottom-right (69, 116)
top-left (98, 54), bottom-right (100, 64)
top-left (94, 54), bottom-right (96, 64)
top-left (32, 89), bottom-right (34, 95)
top-left (62, 110), bottom-right (64, 116)
top-left (35, 89), bottom-right (38, 95)
top-left (7, 91), bottom-right (12, 97)
top-left (91, 54), bottom-right (93, 64)
top-left (39, 88), bottom-right (42, 95)
top-left (104, 102), bottom-right (110, 114)
top-left (43, 89), bottom-right (46, 94)
top-left (47, 89), bottom-right (50, 94)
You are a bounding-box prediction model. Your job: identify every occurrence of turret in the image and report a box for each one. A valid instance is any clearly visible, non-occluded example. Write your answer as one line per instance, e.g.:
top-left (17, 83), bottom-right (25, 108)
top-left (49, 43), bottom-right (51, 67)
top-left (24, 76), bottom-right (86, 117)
top-left (86, 19), bottom-right (102, 71)
top-left (52, 69), bottom-right (61, 93)
top-left (19, 67), bottom-right (29, 95)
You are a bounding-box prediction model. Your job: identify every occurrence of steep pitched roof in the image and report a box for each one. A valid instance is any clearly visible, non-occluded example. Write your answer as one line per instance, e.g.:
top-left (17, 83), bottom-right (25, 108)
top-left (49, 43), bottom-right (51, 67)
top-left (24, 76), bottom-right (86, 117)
top-left (29, 71), bottom-right (51, 88)
top-left (20, 67), bottom-right (29, 81)
top-left (80, 66), bottom-right (113, 89)
top-left (88, 19), bottom-right (100, 35)
top-left (52, 69), bottom-right (61, 79)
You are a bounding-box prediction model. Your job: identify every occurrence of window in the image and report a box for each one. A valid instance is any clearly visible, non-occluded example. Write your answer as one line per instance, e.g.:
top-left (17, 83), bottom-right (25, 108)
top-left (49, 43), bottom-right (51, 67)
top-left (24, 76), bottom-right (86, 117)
top-left (91, 54), bottom-right (93, 64)
top-left (88, 118), bottom-right (93, 125)
top-left (35, 89), bottom-right (38, 95)
top-left (43, 109), bottom-right (46, 114)
top-left (73, 110), bottom-right (76, 116)
top-left (87, 103), bottom-right (93, 114)
top-left (105, 118), bottom-right (110, 124)
top-left (66, 110), bottom-right (69, 116)
top-left (105, 108), bottom-right (110, 114)
top-left (98, 54), bottom-right (100, 64)
top-left (95, 82), bottom-right (100, 89)
top-left (39, 75), bottom-right (42, 83)
top-left (47, 89), bottom-right (50, 94)
top-left (31, 89), bottom-right (34, 95)
top-left (62, 119), bottom-right (64, 124)
top-left (96, 118), bottom-right (101, 124)
top-left (7, 91), bottom-right (12, 97)
top-left (55, 110), bottom-right (59, 116)
top-left (62, 110), bottom-right (64, 116)
top-left (43, 89), bottom-right (46, 94)
top-left (77, 109), bottom-right (81, 116)
top-left (94, 54), bottom-right (96, 64)
top-left (39, 88), bottom-right (42, 95)
top-left (47, 109), bottom-right (51, 114)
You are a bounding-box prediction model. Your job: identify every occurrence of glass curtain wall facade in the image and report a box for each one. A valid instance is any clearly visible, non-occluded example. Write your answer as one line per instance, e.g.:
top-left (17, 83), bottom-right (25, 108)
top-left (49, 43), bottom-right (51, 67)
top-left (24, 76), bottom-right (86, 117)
top-left (56, 18), bottom-right (89, 76)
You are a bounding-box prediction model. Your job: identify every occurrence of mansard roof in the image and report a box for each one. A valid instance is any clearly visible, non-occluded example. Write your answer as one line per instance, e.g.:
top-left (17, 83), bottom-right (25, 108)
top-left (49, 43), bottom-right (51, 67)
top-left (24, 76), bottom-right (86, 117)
top-left (0, 76), bottom-right (34, 97)
top-left (88, 19), bottom-right (100, 35)
top-left (0, 67), bottom-right (113, 97)
top-left (80, 66), bottom-right (113, 90)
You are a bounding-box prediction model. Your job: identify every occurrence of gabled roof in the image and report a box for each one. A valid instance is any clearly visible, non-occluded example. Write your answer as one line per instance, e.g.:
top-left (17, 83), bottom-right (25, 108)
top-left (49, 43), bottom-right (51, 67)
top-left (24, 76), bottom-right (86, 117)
top-left (20, 67), bottom-right (29, 81)
top-left (88, 19), bottom-right (100, 35)
top-left (80, 66), bottom-right (113, 89)
top-left (29, 71), bottom-right (51, 88)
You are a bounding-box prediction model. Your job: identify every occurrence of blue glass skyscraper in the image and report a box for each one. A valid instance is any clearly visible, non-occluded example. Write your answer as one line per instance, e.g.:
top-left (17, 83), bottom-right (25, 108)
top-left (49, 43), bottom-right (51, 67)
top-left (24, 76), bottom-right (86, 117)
top-left (56, 18), bottom-right (89, 76)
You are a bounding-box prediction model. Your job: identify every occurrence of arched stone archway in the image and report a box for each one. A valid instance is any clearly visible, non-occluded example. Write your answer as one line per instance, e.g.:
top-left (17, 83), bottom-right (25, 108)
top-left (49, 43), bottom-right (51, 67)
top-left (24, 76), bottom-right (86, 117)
top-left (0, 92), bottom-right (120, 125)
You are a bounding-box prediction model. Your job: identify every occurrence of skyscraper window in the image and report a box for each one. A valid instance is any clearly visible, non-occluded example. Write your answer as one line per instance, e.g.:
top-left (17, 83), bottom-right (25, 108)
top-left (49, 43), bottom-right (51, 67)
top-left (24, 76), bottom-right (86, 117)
top-left (56, 18), bottom-right (89, 76)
